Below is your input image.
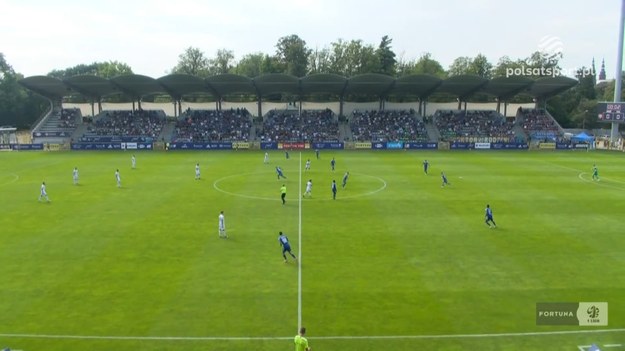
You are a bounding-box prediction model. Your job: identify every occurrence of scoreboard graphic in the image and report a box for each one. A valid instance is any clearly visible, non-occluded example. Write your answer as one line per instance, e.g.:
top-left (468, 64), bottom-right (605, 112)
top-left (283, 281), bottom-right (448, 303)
top-left (597, 102), bottom-right (625, 122)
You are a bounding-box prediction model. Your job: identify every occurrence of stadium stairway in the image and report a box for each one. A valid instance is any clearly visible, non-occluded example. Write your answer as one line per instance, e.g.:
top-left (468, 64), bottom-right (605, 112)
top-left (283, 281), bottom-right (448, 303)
top-left (249, 122), bottom-right (257, 141)
top-left (158, 121), bottom-right (176, 143)
top-left (424, 120), bottom-right (441, 142)
top-left (339, 121), bottom-right (352, 141)
top-left (512, 124), bottom-right (528, 142)
top-left (71, 123), bottom-right (89, 141)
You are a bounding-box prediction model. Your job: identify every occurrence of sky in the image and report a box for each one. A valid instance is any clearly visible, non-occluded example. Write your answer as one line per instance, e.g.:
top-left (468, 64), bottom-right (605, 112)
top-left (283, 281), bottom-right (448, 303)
top-left (0, 0), bottom-right (622, 79)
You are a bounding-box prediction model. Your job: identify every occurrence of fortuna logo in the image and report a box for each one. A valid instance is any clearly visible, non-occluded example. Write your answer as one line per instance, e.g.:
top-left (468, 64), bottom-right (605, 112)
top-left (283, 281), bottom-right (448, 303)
top-left (587, 305), bottom-right (600, 318)
top-left (538, 311), bottom-right (574, 317)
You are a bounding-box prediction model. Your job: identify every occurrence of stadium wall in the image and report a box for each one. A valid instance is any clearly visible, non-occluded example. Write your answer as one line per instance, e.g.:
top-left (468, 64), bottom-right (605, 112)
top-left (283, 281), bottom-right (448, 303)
top-left (63, 102), bottom-right (535, 117)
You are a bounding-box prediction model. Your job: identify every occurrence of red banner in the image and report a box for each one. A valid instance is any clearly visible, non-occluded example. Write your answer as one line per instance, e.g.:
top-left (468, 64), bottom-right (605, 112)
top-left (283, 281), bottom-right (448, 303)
top-left (278, 142), bottom-right (309, 149)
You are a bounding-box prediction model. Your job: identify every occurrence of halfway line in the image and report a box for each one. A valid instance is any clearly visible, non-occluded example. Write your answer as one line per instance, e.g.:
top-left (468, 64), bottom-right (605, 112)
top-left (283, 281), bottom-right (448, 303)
top-left (297, 152), bottom-right (303, 330)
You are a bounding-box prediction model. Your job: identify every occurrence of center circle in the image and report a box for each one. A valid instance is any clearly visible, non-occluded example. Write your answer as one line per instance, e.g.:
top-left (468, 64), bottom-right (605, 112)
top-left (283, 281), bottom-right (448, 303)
top-left (213, 171), bottom-right (386, 201)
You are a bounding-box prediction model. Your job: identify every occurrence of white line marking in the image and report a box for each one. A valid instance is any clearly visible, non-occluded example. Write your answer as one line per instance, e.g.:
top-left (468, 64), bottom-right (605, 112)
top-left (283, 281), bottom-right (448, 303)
top-left (578, 345), bottom-right (590, 351)
top-left (0, 173), bottom-right (19, 187)
top-left (213, 172), bottom-right (387, 201)
top-left (298, 152), bottom-right (303, 330)
top-left (309, 328), bottom-right (625, 340)
top-left (0, 333), bottom-right (290, 341)
top-left (578, 172), bottom-right (625, 191)
top-left (1, 328), bottom-right (623, 341)
top-left (605, 344), bottom-right (623, 347)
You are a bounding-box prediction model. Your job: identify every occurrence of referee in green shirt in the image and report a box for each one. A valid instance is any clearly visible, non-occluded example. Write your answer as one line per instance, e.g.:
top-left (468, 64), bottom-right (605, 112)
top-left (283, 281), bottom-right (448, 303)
top-left (281, 184), bottom-right (287, 205)
top-left (294, 327), bottom-right (310, 351)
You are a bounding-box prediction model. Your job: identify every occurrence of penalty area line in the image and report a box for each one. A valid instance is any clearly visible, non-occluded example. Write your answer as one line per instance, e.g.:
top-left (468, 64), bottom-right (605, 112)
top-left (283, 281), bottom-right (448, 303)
top-left (1, 328), bottom-right (624, 341)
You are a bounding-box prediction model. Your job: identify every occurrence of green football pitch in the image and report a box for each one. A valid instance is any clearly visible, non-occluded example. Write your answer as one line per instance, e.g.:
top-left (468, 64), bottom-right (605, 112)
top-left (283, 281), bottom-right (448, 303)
top-left (0, 150), bottom-right (624, 351)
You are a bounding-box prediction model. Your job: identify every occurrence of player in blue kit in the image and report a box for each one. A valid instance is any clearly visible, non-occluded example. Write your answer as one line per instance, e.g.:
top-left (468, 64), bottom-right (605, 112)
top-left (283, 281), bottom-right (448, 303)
top-left (276, 166), bottom-right (287, 180)
top-left (485, 204), bottom-right (497, 228)
top-left (330, 157), bottom-right (336, 172)
top-left (423, 160), bottom-right (429, 175)
top-left (278, 231), bottom-right (297, 263)
top-left (331, 179), bottom-right (337, 199)
top-left (441, 171), bottom-right (449, 187)
top-left (342, 171), bottom-right (349, 189)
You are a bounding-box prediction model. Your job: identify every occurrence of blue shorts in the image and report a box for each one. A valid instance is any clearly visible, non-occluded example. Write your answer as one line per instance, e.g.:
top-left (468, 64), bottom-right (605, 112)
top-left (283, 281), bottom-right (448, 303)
top-left (282, 244), bottom-right (291, 253)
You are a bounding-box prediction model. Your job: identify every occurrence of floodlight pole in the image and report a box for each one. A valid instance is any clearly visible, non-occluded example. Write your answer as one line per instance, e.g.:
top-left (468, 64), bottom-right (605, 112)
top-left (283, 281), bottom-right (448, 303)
top-left (612, 0), bottom-right (625, 142)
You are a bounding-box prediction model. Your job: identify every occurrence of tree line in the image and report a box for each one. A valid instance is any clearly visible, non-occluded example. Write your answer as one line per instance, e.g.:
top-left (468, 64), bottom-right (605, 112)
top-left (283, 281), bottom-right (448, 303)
top-left (1, 34), bottom-right (623, 129)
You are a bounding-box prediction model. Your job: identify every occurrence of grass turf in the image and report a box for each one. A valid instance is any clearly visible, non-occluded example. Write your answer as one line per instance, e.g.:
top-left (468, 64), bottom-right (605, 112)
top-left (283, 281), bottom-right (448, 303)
top-left (0, 150), bottom-right (624, 351)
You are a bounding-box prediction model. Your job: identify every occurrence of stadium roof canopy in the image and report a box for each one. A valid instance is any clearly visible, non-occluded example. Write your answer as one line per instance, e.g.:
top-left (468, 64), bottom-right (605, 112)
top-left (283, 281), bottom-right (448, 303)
top-left (528, 76), bottom-right (578, 99)
top-left (392, 74), bottom-right (443, 98)
top-left (157, 74), bottom-right (210, 99)
top-left (438, 75), bottom-right (489, 99)
top-left (19, 73), bottom-right (577, 101)
top-left (482, 76), bottom-right (534, 100)
top-left (20, 76), bottom-right (71, 99)
top-left (300, 73), bottom-right (347, 96)
top-left (207, 74), bottom-right (256, 97)
top-left (64, 75), bottom-right (119, 99)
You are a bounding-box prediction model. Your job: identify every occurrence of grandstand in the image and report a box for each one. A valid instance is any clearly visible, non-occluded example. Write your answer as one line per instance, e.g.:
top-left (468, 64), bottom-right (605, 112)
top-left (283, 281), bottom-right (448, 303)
top-left (79, 109), bottom-right (166, 142)
top-left (517, 107), bottom-right (564, 142)
top-left (349, 110), bottom-right (428, 142)
top-left (434, 109), bottom-right (516, 143)
top-left (258, 109), bottom-right (339, 142)
top-left (172, 108), bottom-right (251, 142)
top-left (31, 106), bottom-right (81, 143)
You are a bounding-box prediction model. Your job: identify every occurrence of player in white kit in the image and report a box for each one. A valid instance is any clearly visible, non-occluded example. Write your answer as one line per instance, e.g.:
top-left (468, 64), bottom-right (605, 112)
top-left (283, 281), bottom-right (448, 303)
top-left (218, 211), bottom-right (227, 238)
top-left (195, 163), bottom-right (201, 180)
top-left (73, 167), bottom-right (79, 185)
top-left (38, 181), bottom-right (50, 202)
top-left (303, 179), bottom-right (312, 198)
top-left (115, 169), bottom-right (121, 188)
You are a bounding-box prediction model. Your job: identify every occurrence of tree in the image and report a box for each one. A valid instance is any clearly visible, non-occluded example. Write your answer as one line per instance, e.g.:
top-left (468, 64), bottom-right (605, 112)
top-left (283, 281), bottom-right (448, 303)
top-left (94, 61), bottom-right (133, 78)
top-left (575, 66), bottom-right (596, 100)
top-left (410, 53), bottom-right (446, 78)
top-left (327, 39), bottom-right (377, 76)
top-left (172, 47), bottom-right (210, 77)
top-left (526, 51), bottom-right (561, 76)
top-left (260, 54), bottom-right (284, 75)
top-left (48, 61), bottom-right (132, 79)
top-left (375, 35), bottom-right (396, 76)
top-left (234, 53), bottom-right (266, 77)
top-left (0, 53), bottom-right (15, 79)
top-left (470, 54), bottom-right (493, 78)
top-left (0, 53), bottom-right (47, 128)
top-left (448, 56), bottom-right (472, 76)
top-left (208, 49), bottom-right (235, 75)
top-left (275, 34), bottom-right (312, 77)
top-left (492, 56), bottom-right (525, 78)
top-left (598, 73), bottom-right (625, 101)
top-left (448, 54), bottom-right (492, 78)
top-left (308, 47), bottom-right (332, 74)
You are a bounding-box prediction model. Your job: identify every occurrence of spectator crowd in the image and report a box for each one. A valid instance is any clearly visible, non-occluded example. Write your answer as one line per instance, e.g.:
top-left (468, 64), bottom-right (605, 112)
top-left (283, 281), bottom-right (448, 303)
top-left (58, 108), bottom-right (81, 129)
top-left (259, 109), bottom-right (339, 142)
top-left (434, 110), bottom-right (515, 142)
top-left (518, 108), bottom-right (561, 141)
top-left (173, 108), bottom-right (251, 142)
top-left (349, 110), bottom-right (428, 142)
top-left (86, 110), bottom-right (165, 138)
